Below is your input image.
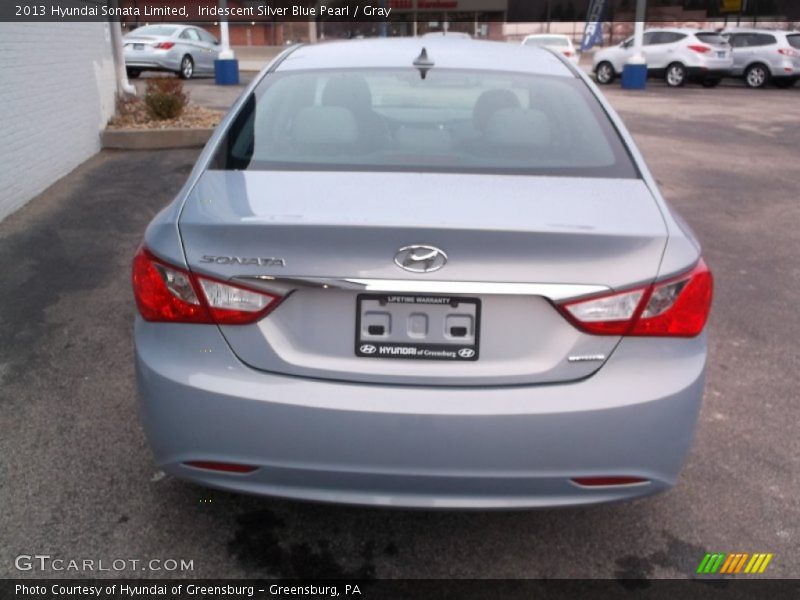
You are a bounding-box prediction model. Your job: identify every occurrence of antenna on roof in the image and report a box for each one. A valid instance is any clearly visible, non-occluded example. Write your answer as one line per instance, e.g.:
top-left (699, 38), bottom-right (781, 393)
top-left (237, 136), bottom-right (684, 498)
top-left (413, 47), bottom-right (434, 80)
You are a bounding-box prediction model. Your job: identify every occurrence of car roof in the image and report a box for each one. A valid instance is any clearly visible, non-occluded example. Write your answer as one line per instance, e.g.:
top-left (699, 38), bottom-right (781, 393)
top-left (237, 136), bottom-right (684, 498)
top-left (421, 31), bottom-right (471, 38)
top-left (276, 38), bottom-right (574, 77)
top-left (722, 28), bottom-right (786, 34)
top-left (134, 23), bottom-right (188, 29)
top-left (523, 33), bottom-right (570, 39)
top-left (644, 27), bottom-right (702, 34)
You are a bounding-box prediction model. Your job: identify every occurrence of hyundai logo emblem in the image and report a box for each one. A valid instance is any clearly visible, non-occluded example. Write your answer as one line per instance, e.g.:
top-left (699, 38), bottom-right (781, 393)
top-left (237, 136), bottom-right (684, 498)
top-left (394, 245), bottom-right (447, 273)
top-left (458, 348), bottom-right (476, 358)
top-left (360, 344), bottom-right (377, 354)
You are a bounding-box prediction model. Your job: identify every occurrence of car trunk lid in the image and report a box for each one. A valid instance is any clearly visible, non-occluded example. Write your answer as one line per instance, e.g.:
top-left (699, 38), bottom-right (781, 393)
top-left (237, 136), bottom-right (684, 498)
top-left (178, 170), bottom-right (668, 386)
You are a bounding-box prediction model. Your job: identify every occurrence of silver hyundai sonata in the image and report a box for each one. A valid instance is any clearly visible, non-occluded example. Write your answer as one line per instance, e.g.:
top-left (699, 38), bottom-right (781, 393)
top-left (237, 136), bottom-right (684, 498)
top-left (123, 24), bottom-right (220, 80)
top-left (133, 38), bottom-right (713, 508)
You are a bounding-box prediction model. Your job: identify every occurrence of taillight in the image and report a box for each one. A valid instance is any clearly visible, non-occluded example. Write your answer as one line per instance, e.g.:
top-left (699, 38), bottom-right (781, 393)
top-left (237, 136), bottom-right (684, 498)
top-left (688, 44), bottom-right (712, 54)
top-left (562, 50), bottom-right (574, 57)
top-left (154, 42), bottom-right (175, 50)
top-left (558, 259), bottom-right (713, 337)
top-left (197, 277), bottom-right (279, 325)
top-left (132, 247), bottom-right (282, 324)
top-left (778, 47), bottom-right (799, 57)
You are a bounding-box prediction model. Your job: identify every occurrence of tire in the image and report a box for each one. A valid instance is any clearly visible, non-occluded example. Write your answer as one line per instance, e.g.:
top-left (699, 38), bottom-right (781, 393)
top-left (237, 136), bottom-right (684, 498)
top-left (701, 78), bottom-right (721, 88)
top-left (595, 61), bottom-right (615, 85)
top-left (179, 55), bottom-right (194, 80)
top-left (774, 77), bottom-right (797, 89)
top-left (744, 63), bottom-right (770, 89)
top-left (665, 62), bottom-right (687, 87)
top-left (126, 68), bottom-right (141, 79)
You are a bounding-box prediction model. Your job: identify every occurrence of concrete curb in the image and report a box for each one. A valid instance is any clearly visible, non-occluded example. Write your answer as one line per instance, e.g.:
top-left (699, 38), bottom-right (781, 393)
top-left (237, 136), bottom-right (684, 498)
top-left (101, 128), bottom-right (214, 150)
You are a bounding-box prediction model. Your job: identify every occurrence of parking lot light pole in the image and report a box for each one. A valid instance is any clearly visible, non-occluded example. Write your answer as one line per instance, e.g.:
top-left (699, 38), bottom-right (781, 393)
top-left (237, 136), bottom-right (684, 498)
top-left (109, 20), bottom-right (136, 97)
top-left (219, 22), bottom-right (233, 60)
top-left (622, 0), bottom-right (647, 89)
top-left (214, 0), bottom-right (240, 85)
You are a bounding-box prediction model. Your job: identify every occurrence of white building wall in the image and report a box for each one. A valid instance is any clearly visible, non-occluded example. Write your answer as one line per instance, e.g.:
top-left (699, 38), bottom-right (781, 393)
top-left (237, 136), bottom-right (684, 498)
top-left (0, 23), bottom-right (116, 221)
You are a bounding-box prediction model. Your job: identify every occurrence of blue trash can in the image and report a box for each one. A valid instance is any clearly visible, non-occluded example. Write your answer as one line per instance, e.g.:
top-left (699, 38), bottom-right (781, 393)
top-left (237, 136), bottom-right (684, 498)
top-left (622, 62), bottom-right (647, 90)
top-left (214, 59), bottom-right (240, 86)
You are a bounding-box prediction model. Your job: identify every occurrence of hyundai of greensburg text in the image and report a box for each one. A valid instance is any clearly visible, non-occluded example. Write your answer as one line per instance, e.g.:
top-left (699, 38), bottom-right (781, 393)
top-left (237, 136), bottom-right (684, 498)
top-left (132, 39), bottom-right (712, 508)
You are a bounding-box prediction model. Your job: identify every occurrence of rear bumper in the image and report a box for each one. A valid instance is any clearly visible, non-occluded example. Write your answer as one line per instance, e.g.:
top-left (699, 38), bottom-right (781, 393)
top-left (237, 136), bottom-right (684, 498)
top-left (124, 51), bottom-right (180, 72)
top-left (135, 319), bottom-right (706, 509)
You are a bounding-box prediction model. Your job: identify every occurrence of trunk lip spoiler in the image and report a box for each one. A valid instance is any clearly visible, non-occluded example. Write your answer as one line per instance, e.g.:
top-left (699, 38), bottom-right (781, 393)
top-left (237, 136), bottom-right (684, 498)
top-left (233, 276), bottom-right (609, 302)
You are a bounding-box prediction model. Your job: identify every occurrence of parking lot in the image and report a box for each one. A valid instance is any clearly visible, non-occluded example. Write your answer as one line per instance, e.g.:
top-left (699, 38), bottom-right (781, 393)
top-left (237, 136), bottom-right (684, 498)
top-left (1, 82), bottom-right (799, 579)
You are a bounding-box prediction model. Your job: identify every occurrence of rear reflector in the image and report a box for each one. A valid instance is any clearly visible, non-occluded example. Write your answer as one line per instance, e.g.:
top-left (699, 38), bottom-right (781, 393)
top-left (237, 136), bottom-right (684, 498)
top-left (571, 476), bottom-right (649, 487)
top-left (558, 259), bottom-right (713, 337)
top-left (184, 461), bottom-right (258, 474)
top-left (132, 246), bottom-right (282, 324)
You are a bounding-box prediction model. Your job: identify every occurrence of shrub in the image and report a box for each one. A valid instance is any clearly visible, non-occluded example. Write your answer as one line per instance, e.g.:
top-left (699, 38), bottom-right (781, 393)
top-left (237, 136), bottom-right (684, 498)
top-left (144, 78), bottom-right (188, 120)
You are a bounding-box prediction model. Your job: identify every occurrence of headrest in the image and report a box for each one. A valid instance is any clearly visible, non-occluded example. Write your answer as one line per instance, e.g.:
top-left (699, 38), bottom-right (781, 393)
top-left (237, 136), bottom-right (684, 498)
top-left (484, 108), bottom-right (552, 148)
top-left (292, 106), bottom-right (358, 145)
top-left (322, 75), bottom-right (373, 112)
top-left (473, 89), bottom-right (521, 131)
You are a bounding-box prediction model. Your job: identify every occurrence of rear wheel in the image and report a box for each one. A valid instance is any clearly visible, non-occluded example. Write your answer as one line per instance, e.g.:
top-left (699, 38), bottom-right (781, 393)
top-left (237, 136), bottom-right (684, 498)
top-left (701, 78), bottom-right (721, 88)
top-left (179, 55), bottom-right (194, 80)
top-left (744, 63), bottom-right (770, 88)
top-left (665, 63), bottom-right (687, 87)
top-left (126, 68), bottom-right (141, 79)
top-left (595, 62), bottom-right (615, 85)
top-left (774, 77), bottom-right (797, 89)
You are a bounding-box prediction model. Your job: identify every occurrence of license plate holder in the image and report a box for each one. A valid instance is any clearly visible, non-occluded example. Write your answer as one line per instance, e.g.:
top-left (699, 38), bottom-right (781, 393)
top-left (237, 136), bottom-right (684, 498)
top-left (355, 294), bottom-right (480, 361)
top-left (134, 43), bottom-right (144, 50)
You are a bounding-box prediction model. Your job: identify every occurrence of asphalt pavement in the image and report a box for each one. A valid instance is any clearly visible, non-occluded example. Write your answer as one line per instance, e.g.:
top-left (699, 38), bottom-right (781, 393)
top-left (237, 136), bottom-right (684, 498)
top-left (0, 82), bottom-right (798, 580)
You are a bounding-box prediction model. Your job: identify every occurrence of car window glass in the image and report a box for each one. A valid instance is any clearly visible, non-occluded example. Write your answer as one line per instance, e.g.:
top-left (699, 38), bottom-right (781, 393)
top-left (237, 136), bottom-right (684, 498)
top-left (181, 29), bottom-right (201, 41)
top-left (788, 34), bottom-right (800, 50)
top-left (199, 29), bottom-right (218, 44)
top-left (661, 33), bottom-right (686, 44)
top-left (752, 33), bottom-right (776, 46)
top-left (130, 25), bottom-right (177, 36)
top-left (732, 34), bottom-right (753, 48)
top-left (211, 68), bottom-right (638, 179)
top-left (524, 36), bottom-right (569, 47)
top-left (642, 32), bottom-right (657, 45)
top-left (696, 33), bottom-right (728, 45)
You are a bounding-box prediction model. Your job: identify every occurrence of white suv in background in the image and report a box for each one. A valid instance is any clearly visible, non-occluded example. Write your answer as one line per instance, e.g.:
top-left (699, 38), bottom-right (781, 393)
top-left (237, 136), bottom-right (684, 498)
top-left (522, 34), bottom-right (580, 66)
top-left (593, 28), bottom-right (733, 87)
top-left (722, 29), bottom-right (800, 88)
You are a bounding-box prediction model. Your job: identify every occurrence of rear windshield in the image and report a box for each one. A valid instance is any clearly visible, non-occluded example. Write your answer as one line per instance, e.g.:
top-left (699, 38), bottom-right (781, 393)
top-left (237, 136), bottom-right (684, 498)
top-left (524, 36), bottom-right (570, 47)
top-left (130, 25), bottom-right (177, 36)
top-left (696, 33), bottom-right (729, 45)
top-left (211, 68), bottom-right (638, 179)
top-left (788, 34), bottom-right (800, 49)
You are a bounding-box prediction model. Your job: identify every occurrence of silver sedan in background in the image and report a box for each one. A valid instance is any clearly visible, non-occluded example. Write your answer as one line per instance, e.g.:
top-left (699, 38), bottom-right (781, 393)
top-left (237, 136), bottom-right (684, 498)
top-left (123, 24), bottom-right (220, 79)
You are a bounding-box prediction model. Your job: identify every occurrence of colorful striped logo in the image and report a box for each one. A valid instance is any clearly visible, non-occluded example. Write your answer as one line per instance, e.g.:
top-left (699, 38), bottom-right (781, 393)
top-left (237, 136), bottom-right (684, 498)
top-left (696, 553), bottom-right (773, 574)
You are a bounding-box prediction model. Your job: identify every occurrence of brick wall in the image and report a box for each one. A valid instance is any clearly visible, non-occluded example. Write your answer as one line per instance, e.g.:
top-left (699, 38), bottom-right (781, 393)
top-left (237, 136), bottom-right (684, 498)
top-left (0, 23), bottom-right (117, 221)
